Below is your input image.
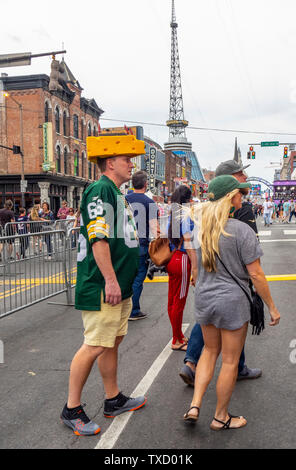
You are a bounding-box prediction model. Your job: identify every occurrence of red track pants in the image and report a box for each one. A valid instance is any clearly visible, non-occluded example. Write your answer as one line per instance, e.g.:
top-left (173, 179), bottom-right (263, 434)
top-left (167, 250), bottom-right (191, 344)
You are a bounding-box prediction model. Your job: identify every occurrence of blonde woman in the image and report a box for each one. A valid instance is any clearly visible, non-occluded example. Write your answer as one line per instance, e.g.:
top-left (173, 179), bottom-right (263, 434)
top-left (29, 205), bottom-right (43, 254)
top-left (183, 175), bottom-right (280, 430)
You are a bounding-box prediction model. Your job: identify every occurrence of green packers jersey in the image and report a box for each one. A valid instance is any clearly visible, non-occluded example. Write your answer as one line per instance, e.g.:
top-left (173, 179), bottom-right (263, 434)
top-left (75, 175), bottom-right (139, 311)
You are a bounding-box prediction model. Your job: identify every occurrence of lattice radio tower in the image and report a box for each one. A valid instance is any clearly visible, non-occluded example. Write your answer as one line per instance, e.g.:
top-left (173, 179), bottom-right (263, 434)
top-left (166, 0), bottom-right (188, 140)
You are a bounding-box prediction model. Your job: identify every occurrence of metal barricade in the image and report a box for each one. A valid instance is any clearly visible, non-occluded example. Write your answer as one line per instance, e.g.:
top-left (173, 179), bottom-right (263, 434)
top-left (0, 226), bottom-right (79, 319)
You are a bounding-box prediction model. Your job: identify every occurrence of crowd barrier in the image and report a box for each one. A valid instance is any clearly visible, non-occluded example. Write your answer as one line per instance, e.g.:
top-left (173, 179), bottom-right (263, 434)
top-left (0, 225), bottom-right (79, 319)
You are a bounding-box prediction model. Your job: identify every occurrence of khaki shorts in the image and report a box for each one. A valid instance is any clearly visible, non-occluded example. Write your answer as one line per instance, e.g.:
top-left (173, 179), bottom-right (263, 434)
top-left (82, 292), bottom-right (132, 348)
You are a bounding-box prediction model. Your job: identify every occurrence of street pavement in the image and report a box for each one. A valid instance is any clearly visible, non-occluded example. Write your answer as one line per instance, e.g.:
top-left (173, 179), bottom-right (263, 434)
top-left (0, 217), bottom-right (295, 450)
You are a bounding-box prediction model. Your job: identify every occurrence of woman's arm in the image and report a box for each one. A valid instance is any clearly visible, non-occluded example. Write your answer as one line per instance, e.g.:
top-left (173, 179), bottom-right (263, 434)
top-left (246, 258), bottom-right (280, 326)
top-left (184, 233), bottom-right (198, 286)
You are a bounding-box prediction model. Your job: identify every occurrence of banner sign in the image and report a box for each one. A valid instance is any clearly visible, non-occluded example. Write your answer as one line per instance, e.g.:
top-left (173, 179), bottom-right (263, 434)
top-left (42, 122), bottom-right (53, 171)
top-left (149, 147), bottom-right (156, 192)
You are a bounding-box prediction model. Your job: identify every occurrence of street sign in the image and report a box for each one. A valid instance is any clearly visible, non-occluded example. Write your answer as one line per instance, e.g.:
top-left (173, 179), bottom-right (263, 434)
top-left (42, 162), bottom-right (51, 171)
top-left (260, 141), bottom-right (279, 147)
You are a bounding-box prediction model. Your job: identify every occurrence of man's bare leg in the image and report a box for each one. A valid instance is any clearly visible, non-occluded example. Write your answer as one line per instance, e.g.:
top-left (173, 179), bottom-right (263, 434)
top-left (67, 344), bottom-right (105, 408)
top-left (97, 336), bottom-right (124, 399)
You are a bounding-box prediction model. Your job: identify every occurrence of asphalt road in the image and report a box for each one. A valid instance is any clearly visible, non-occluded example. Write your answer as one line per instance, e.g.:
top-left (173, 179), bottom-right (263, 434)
top-left (0, 217), bottom-right (295, 451)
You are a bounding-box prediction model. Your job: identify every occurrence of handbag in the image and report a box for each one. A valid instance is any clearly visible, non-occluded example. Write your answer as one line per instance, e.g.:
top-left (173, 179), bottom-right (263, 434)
top-left (148, 236), bottom-right (183, 267)
top-left (148, 237), bottom-right (175, 267)
top-left (217, 255), bottom-right (265, 335)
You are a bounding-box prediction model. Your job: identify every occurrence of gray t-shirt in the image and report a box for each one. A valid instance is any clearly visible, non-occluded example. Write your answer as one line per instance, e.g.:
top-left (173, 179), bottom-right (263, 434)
top-left (194, 218), bottom-right (264, 330)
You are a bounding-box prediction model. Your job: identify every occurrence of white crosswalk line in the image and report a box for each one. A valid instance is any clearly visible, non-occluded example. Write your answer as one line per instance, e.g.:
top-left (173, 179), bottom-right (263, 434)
top-left (259, 231), bottom-right (271, 236)
top-left (284, 230), bottom-right (296, 235)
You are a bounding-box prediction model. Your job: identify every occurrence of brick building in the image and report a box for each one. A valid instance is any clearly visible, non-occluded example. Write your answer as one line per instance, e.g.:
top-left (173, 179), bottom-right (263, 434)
top-left (0, 60), bottom-right (103, 215)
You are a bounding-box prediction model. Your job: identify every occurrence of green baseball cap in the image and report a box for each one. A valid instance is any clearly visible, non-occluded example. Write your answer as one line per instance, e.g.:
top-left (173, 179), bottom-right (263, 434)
top-left (208, 175), bottom-right (251, 202)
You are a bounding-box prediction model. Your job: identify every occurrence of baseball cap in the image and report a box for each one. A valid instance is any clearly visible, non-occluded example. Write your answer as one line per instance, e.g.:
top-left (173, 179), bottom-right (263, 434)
top-left (208, 175), bottom-right (251, 202)
top-left (215, 160), bottom-right (250, 177)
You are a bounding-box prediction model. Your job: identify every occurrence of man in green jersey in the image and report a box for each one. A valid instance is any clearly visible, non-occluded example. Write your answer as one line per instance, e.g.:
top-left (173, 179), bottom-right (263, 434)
top-left (61, 134), bottom-right (147, 436)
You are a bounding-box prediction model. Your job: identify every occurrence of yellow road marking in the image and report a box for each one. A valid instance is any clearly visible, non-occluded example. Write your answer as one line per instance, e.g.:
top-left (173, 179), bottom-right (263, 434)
top-left (144, 275), bottom-right (296, 283)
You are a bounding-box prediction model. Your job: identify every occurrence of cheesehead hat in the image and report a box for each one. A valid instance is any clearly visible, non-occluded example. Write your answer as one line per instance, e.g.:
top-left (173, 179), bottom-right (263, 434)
top-left (87, 135), bottom-right (145, 162)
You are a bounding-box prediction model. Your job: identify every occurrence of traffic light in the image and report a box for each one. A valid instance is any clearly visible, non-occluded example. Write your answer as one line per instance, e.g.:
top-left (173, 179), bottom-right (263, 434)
top-left (48, 58), bottom-right (65, 92)
top-left (247, 152), bottom-right (251, 159)
top-left (12, 145), bottom-right (21, 154)
top-left (252, 151), bottom-right (256, 159)
top-left (249, 146), bottom-right (254, 152)
top-left (284, 146), bottom-right (288, 158)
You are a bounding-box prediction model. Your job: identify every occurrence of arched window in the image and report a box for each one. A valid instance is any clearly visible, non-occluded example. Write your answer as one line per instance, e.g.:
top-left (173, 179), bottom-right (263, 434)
top-left (45, 101), bottom-right (49, 122)
top-left (88, 162), bottom-right (92, 180)
top-left (56, 145), bottom-right (61, 173)
top-left (93, 126), bottom-right (98, 137)
top-left (73, 115), bottom-right (79, 139)
top-left (88, 122), bottom-right (92, 137)
top-left (63, 111), bottom-right (67, 136)
top-left (64, 147), bottom-right (68, 174)
top-left (81, 119), bottom-right (84, 141)
top-left (55, 107), bottom-right (60, 134)
top-left (74, 149), bottom-right (79, 176)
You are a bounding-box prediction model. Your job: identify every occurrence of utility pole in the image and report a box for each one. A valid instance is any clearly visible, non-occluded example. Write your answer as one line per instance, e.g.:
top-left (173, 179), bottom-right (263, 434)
top-left (4, 93), bottom-right (26, 206)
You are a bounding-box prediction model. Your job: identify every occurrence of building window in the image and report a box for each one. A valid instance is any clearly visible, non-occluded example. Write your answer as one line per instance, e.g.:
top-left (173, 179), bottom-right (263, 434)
top-left (63, 111), bottom-right (67, 136)
top-left (93, 165), bottom-right (97, 180)
top-left (64, 147), bottom-right (68, 174)
top-left (93, 126), bottom-right (98, 137)
top-left (88, 162), bottom-right (92, 180)
top-left (45, 102), bottom-right (49, 122)
top-left (55, 107), bottom-right (60, 134)
top-left (81, 119), bottom-right (84, 141)
top-left (81, 152), bottom-right (85, 178)
top-left (56, 145), bottom-right (61, 173)
top-left (73, 115), bottom-right (79, 139)
top-left (74, 150), bottom-right (79, 176)
top-left (88, 123), bottom-right (92, 136)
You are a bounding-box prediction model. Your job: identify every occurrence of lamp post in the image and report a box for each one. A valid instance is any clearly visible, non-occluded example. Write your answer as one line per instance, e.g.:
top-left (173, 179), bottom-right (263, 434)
top-left (4, 93), bottom-right (25, 207)
top-left (162, 180), bottom-right (166, 202)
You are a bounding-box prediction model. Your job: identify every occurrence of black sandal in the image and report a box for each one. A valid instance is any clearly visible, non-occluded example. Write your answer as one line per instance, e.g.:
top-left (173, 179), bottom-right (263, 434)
top-left (183, 406), bottom-right (200, 423)
top-left (210, 413), bottom-right (247, 431)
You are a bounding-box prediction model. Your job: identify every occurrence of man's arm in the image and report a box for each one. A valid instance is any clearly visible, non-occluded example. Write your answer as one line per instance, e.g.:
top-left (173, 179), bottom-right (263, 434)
top-left (92, 239), bottom-right (122, 306)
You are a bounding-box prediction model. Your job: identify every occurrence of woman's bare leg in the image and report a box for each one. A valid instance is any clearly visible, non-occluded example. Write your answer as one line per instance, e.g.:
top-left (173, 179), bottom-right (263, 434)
top-left (212, 322), bottom-right (248, 428)
top-left (186, 324), bottom-right (221, 417)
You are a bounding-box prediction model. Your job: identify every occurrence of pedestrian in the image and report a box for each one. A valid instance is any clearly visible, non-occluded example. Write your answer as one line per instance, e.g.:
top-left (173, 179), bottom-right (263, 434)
top-left (57, 200), bottom-right (70, 220)
top-left (167, 185), bottom-right (197, 351)
top-left (66, 208), bottom-right (77, 248)
top-left (283, 200), bottom-right (290, 224)
top-left (126, 171), bottom-right (159, 320)
top-left (263, 198), bottom-right (272, 227)
top-left (180, 160), bottom-right (262, 386)
top-left (28, 205), bottom-right (43, 254)
top-left (183, 175), bottom-right (280, 429)
top-left (278, 200), bottom-right (284, 223)
top-left (39, 201), bottom-right (54, 259)
top-left (0, 199), bottom-right (15, 261)
top-left (16, 207), bottom-right (29, 259)
top-left (61, 134), bottom-right (147, 436)
top-left (289, 200), bottom-right (296, 222)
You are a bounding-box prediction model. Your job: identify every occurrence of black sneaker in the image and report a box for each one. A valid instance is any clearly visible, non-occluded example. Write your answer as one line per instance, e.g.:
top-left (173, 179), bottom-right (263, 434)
top-left (128, 312), bottom-right (147, 321)
top-left (104, 392), bottom-right (147, 418)
top-left (60, 403), bottom-right (101, 436)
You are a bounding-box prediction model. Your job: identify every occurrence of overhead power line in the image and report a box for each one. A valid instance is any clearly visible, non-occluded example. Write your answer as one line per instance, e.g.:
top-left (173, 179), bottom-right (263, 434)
top-left (1, 104), bottom-right (296, 137)
top-left (100, 117), bottom-right (296, 136)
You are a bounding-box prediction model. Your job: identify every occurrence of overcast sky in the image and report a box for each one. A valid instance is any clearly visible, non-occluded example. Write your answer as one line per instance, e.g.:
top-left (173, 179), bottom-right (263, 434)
top-left (2, 0), bottom-right (296, 185)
